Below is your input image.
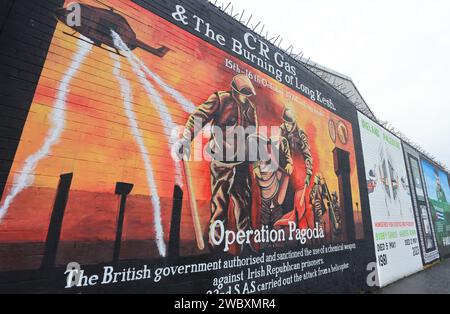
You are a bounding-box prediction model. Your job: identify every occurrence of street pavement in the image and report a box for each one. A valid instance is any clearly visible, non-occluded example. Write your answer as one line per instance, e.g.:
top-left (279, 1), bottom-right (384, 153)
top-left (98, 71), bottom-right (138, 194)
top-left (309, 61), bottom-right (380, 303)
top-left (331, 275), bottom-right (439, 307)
top-left (376, 257), bottom-right (450, 294)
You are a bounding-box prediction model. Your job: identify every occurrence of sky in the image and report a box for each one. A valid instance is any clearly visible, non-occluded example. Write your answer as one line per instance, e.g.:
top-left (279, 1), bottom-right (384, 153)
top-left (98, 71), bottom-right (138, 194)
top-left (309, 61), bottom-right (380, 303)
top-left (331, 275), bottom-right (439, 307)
top-left (222, 0), bottom-right (450, 169)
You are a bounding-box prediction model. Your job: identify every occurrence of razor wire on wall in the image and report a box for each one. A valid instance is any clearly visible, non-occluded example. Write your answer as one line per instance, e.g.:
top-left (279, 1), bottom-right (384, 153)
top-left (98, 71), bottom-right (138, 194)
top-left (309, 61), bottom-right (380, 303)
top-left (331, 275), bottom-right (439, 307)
top-left (205, 0), bottom-right (449, 173)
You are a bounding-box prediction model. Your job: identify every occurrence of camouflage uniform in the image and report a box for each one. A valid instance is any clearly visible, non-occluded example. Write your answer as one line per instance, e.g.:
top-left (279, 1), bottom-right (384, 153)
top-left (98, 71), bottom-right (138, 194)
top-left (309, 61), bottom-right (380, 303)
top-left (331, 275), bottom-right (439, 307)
top-left (279, 117), bottom-right (313, 215)
top-left (182, 86), bottom-right (258, 248)
top-left (279, 123), bottom-right (313, 179)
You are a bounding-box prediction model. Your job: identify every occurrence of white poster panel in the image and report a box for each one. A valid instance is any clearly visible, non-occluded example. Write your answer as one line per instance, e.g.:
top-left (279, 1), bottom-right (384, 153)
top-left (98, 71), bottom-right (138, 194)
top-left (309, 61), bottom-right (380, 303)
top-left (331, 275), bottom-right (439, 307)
top-left (358, 112), bottom-right (423, 287)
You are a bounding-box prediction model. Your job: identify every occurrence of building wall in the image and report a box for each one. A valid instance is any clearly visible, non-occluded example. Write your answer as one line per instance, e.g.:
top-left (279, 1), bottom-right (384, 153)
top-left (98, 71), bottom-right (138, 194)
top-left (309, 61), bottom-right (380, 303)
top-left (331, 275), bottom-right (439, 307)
top-left (0, 0), bottom-right (14, 31)
top-left (0, 0), bottom-right (446, 293)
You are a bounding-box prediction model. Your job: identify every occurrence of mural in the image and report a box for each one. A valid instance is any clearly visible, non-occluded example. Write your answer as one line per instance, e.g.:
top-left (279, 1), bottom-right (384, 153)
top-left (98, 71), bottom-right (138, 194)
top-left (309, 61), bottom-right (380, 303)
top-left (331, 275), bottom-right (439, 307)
top-left (403, 143), bottom-right (439, 265)
top-left (421, 159), bottom-right (450, 257)
top-left (0, 0), bottom-right (372, 293)
top-left (358, 113), bottom-right (423, 287)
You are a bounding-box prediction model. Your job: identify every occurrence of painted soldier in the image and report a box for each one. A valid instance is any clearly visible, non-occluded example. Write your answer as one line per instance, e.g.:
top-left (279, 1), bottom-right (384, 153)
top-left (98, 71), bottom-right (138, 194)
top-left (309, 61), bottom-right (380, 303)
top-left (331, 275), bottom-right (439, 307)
top-left (277, 108), bottom-right (313, 221)
top-left (279, 107), bottom-right (313, 185)
top-left (309, 175), bottom-right (327, 231)
top-left (309, 174), bottom-right (342, 239)
top-left (178, 74), bottom-right (258, 252)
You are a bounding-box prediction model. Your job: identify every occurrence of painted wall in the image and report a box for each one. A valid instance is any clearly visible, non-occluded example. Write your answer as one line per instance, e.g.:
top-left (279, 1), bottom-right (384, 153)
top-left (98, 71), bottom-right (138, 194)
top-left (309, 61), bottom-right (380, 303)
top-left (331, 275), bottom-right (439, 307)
top-left (0, 0), bottom-right (445, 293)
top-left (0, 0), bottom-right (14, 32)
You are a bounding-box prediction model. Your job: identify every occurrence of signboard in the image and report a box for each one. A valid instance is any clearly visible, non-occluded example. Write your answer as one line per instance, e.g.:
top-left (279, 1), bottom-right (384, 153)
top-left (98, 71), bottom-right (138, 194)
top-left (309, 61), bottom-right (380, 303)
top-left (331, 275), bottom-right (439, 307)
top-left (358, 112), bottom-right (422, 287)
top-left (403, 143), bottom-right (439, 265)
top-left (421, 159), bottom-right (450, 257)
top-left (0, 0), bottom-right (374, 293)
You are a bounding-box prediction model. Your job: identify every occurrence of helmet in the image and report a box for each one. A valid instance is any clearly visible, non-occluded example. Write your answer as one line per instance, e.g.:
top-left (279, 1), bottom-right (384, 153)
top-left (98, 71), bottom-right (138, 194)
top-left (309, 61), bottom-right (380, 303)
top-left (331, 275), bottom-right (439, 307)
top-left (231, 74), bottom-right (256, 96)
top-left (282, 107), bottom-right (295, 123)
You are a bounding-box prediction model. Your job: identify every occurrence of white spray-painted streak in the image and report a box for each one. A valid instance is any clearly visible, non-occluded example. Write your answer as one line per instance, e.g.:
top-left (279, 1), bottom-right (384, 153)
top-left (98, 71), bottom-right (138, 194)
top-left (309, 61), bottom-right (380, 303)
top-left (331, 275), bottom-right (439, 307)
top-left (110, 52), bottom-right (167, 257)
top-left (110, 31), bottom-right (183, 187)
top-left (125, 43), bottom-right (196, 114)
top-left (0, 38), bottom-right (92, 222)
top-left (139, 62), bottom-right (196, 114)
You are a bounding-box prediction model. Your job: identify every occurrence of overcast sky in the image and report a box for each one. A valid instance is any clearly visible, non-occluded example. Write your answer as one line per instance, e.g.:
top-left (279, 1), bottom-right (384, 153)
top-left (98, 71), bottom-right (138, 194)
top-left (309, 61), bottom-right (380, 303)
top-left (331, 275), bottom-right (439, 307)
top-left (223, 0), bottom-right (450, 168)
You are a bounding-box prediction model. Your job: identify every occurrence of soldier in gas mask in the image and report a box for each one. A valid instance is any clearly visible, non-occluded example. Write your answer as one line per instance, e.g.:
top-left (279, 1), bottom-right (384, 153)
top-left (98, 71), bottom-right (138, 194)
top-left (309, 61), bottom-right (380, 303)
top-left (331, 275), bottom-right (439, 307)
top-left (276, 107), bottom-right (313, 223)
top-left (177, 74), bottom-right (258, 253)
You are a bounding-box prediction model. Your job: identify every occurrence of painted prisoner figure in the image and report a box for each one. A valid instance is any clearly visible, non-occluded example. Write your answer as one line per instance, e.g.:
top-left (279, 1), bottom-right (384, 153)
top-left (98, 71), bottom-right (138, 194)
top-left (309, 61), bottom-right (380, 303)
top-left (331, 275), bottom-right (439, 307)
top-left (251, 135), bottom-right (293, 232)
top-left (179, 74), bottom-right (258, 252)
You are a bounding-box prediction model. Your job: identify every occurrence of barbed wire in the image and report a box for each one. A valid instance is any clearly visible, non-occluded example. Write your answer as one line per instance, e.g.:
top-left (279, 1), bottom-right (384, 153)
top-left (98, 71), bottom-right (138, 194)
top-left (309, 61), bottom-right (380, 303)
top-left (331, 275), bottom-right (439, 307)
top-left (205, 0), bottom-right (449, 172)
